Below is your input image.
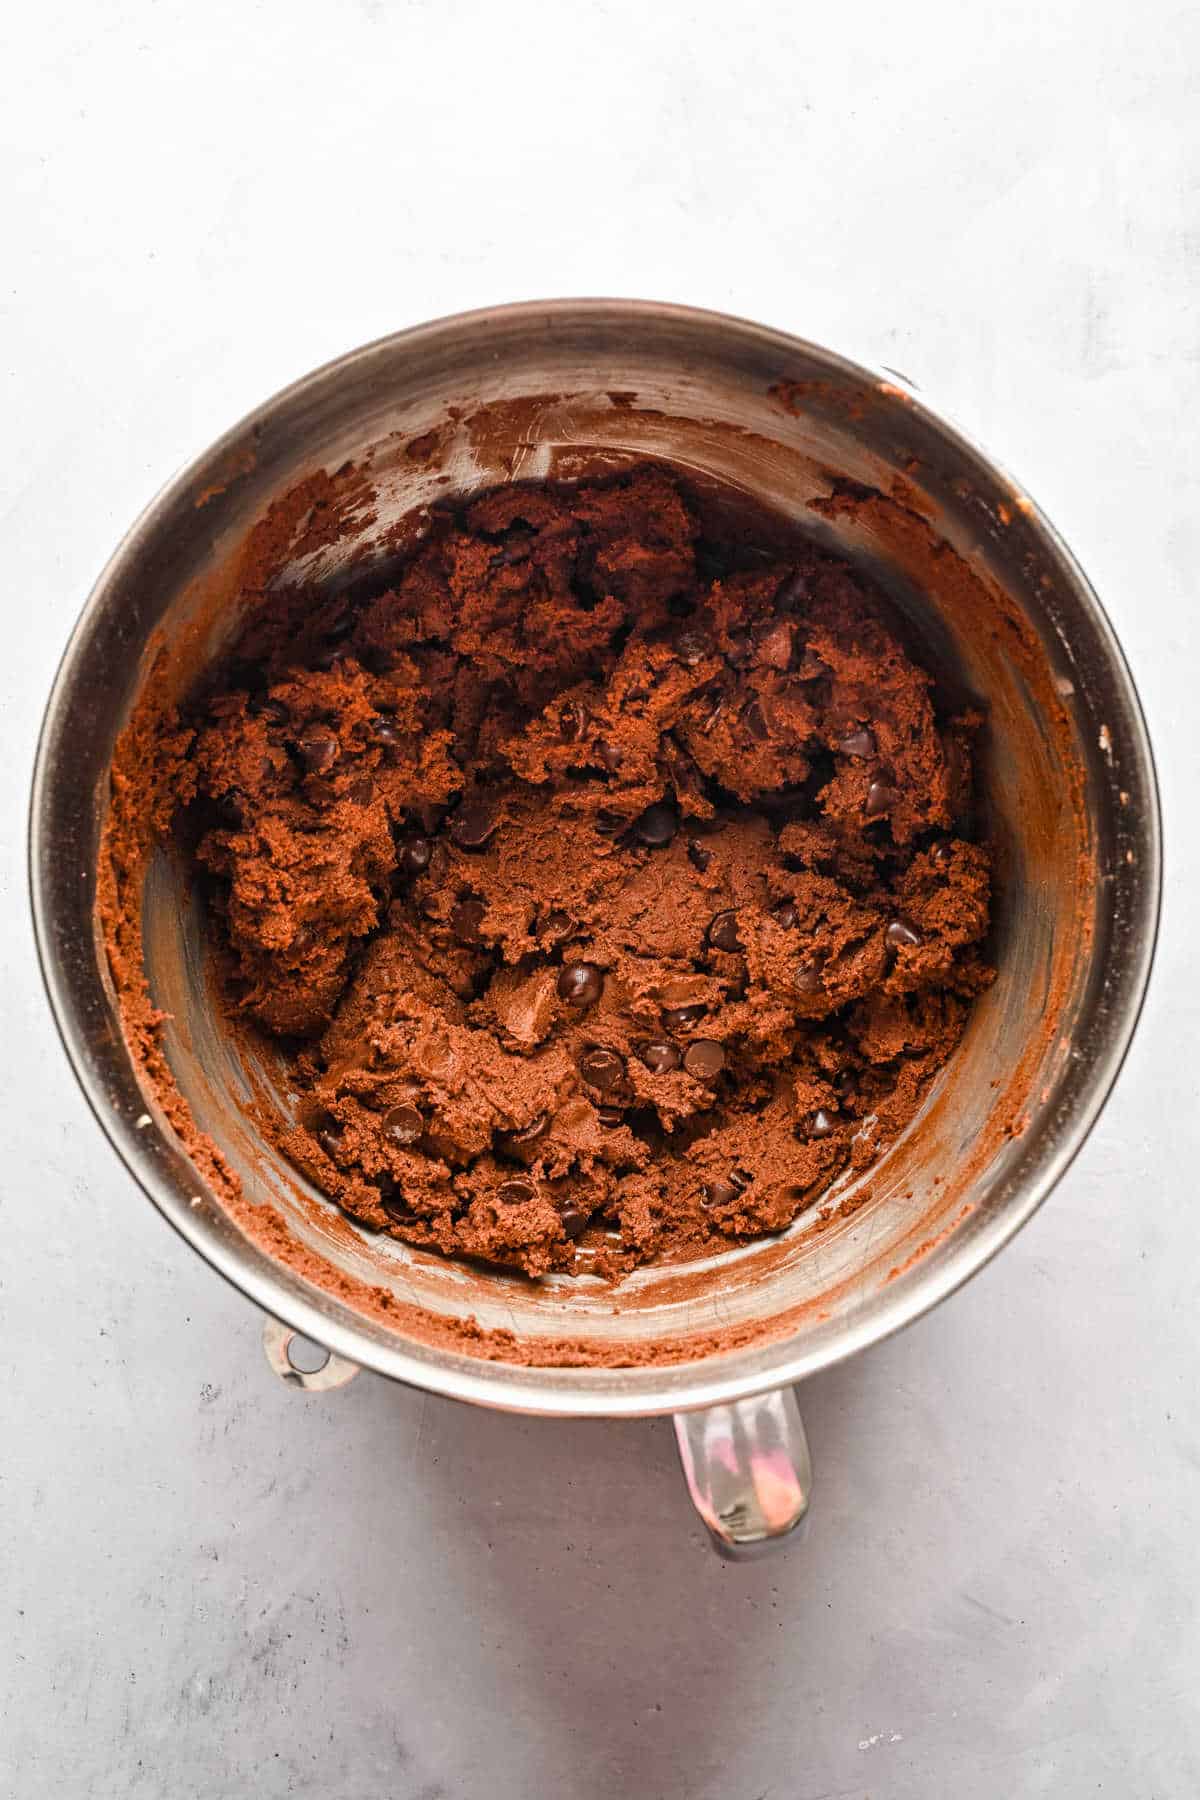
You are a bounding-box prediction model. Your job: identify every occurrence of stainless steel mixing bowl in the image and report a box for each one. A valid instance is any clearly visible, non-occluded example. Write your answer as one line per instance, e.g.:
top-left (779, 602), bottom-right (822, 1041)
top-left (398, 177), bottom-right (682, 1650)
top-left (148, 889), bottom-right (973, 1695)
top-left (30, 301), bottom-right (1160, 1555)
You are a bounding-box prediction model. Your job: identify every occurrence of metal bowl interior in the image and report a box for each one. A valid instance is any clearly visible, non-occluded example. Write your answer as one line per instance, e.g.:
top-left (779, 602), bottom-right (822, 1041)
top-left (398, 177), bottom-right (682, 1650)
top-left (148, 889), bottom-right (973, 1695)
top-left (30, 302), bottom-right (1160, 1415)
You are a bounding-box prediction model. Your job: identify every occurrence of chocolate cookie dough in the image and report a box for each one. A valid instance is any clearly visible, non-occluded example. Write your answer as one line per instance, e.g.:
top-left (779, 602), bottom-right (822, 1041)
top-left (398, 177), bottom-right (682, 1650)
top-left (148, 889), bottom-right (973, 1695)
top-left (167, 467), bottom-right (992, 1276)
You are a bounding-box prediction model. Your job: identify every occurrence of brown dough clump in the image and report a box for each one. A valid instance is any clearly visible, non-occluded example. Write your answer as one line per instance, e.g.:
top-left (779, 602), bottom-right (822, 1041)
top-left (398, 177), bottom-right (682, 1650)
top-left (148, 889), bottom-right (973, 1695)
top-left (168, 467), bottom-right (992, 1276)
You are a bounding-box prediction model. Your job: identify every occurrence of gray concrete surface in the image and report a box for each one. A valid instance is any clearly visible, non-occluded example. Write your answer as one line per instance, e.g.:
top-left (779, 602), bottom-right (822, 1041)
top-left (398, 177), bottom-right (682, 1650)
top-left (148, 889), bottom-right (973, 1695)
top-left (3, 1), bottom-right (1198, 1794)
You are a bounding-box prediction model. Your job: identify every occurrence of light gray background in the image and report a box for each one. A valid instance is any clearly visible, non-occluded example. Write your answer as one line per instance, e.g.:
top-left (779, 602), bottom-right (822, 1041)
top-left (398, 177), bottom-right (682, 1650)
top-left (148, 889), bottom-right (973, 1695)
top-left (3, 2), bottom-right (1197, 1795)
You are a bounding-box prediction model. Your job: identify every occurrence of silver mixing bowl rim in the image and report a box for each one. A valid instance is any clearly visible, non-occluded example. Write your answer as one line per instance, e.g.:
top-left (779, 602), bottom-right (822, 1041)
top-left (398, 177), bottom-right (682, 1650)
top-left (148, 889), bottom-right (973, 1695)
top-left (28, 298), bottom-right (1163, 1416)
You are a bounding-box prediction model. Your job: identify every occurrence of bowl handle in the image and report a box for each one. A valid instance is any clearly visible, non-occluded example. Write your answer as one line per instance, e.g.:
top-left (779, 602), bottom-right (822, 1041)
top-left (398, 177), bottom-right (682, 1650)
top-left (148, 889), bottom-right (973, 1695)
top-left (261, 1316), bottom-right (361, 1392)
top-left (673, 1387), bottom-right (812, 1558)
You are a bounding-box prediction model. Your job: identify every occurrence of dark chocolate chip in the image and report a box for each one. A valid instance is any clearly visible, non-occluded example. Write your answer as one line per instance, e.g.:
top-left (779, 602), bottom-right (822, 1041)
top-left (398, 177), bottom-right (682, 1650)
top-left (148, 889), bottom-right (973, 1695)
top-left (596, 1106), bottom-right (624, 1127)
top-left (374, 717), bottom-right (403, 747)
top-left (775, 571), bottom-right (809, 610)
top-left (811, 1108), bottom-right (836, 1137)
top-left (558, 962), bottom-right (604, 1006)
top-left (864, 780), bottom-right (894, 817)
top-left (640, 1040), bottom-right (682, 1073)
top-left (382, 1190), bottom-right (416, 1225)
top-left (725, 628), bottom-right (753, 667)
top-left (794, 961), bottom-right (824, 994)
top-left (450, 897), bottom-right (486, 944)
top-left (885, 916), bottom-right (923, 949)
top-left (683, 1039), bottom-right (725, 1079)
top-left (450, 798), bottom-right (497, 850)
top-left (707, 910), bottom-right (742, 953)
top-left (772, 900), bottom-right (798, 930)
top-left (506, 1113), bottom-right (548, 1145)
top-left (687, 839), bottom-right (711, 872)
top-left (497, 1178), bottom-right (536, 1205)
top-left (675, 624), bottom-right (713, 666)
top-left (743, 698), bottom-right (770, 741)
top-left (537, 909), bottom-right (572, 941)
top-left (579, 1047), bottom-right (626, 1091)
top-left (558, 1204), bottom-right (590, 1240)
top-left (595, 810), bottom-right (625, 836)
top-left (594, 739), bottom-right (623, 772)
top-left (633, 803), bottom-right (677, 848)
top-left (559, 700), bottom-right (589, 742)
top-left (730, 1167), bottom-right (753, 1190)
top-left (396, 835), bottom-right (433, 880)
top-left (662, 1002), bottom-right (707, 1032)
top-left (930, 840), bottom-right (952, 866)
top-left (349, 774), bottom-right (375, 805)
top-left (839, 727), bottom-right (876, 758)
top-left (317, 1126), bottom-right (344, 1159)
top-left (298, 726), bottom-right (339, 774)
top-left (699, 692), bottom-right (727, 734)
top-left (382, 1105), bottom-right (424, 1146)
top-left (703, 1178), bottom-right (743, 1208)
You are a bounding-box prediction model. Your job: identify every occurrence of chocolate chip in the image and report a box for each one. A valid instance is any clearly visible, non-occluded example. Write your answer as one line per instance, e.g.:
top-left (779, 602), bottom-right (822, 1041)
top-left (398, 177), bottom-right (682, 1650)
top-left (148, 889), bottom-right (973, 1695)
top-left (596, 1106), bottom-right (625, 1127)
top-left (676, 624), bottom-right (713, 666)
top-left (683, 1039), bottom-right (725, 1079)
top-left (497, 1178), bottom-right (536, 1205)
top-left (558, 962), bottom-right (604, 1006)
top-left (707, 910), bottom-right (742, 953)
top-left (687, 838), bottom-right (711, 872)
top-left (382, 1105), bottom-right (424, 1145)
top-left (450, 798), bottom-right (497, 850)
top-left (794, 961), bottom-right (824, 994)
top-left (885, 916), bottom-right (923, 949)
top-left (595, 810), bottom-right (625, 836)
top-left (930, 840), bottom-right (952, 866)
top-left (772, 900), bottom-right (798, 930)
top-left (594, 739), bottom-right (623, 772)
top-left (662, 1002), bottom-right (706, 1032)
top-left (864, 780), bottom-right (894, 817)
top-left (505, 1112), bottom-right (548, 1146)
top-left (703, 1177), bottom-right (744, 1209)
top-left (257, 699), bottom-right (288, 725)
top-left (775, 571), bottom-right (809, 611)
top-left (640, 1040), bottom-right (682, 1073)
top-left (374, 717), bottom-right (403, 747)
top-left (579, 1047), bottom-right (625, 1091)
top-left (396, 835), bottom-right (432, 880)
top-left (633, 803), bottom-right (677, 848)
top-left (755, 619), bottom-right (794, 669)
top-left (450, 897), bottom-right (486, 944)
top-left (559, 700), bottom-right (589, 742)
top-left (839, 727), bottom-right (876, 758)
top-left (559, 1203), bottom-right (590, 1240)
top-left (317, 1125), bottom-right (344, 1159)
top-left (743, 698), bottom-right (770, 741)
top-left (811, 1108), bottom-right (836, 1137)
top-left (382, 1189), bottom-right (416, 1225)
top-left (349, 774), bottom-right (375, 805)
top-left (298, 726), bottom-right (339, 774)
top-left (537, 909), bottom-right (572, 941)
top-left (725, 628), bottom-right (752, 667)
top-left (699, 691), bottom-right (727, 734)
